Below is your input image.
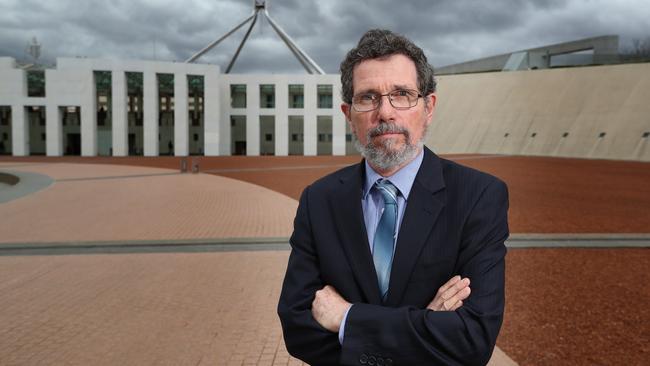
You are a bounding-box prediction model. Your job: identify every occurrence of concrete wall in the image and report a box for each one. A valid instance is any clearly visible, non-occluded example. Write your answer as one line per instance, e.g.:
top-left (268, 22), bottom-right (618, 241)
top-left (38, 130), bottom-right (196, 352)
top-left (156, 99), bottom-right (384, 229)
top-left (438, 35), bottom-right (619, 75)
top-left (4, 56), bottom-right (648, 161)
top-left (219, 74), bottom-right (343, 156)
top-left (0, 57), bottom-right (218, 157)
top-left (426, 63), bottom-right (650, 161)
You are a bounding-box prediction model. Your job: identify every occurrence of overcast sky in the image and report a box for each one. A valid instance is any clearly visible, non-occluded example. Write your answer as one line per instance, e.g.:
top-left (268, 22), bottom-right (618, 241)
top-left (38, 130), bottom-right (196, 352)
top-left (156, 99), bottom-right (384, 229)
top-left (0, 0), bottom-right (648, 73)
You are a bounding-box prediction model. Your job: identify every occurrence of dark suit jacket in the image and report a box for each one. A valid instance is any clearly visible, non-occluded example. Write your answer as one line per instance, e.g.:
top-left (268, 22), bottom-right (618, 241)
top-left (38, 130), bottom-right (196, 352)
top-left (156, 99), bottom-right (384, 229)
top-left (278, 147), bottom-right (509, 365)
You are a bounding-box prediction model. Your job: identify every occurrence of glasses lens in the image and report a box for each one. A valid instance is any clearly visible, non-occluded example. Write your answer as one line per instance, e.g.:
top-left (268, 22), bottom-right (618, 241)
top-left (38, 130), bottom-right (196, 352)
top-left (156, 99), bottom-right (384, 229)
top-left (353, 93), bottom-right (378, 111)
top-left (389, 90), bottom-right (418, 108)
top-left (352, 90), bottom-right (420, 111)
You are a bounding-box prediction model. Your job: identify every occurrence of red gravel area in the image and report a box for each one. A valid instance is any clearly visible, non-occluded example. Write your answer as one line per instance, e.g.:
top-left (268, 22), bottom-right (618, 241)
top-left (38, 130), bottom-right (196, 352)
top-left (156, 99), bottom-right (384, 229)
top-left (2, 154), bottom-right (650, 365)
top-left (502, 248), bottom-right (649, 366)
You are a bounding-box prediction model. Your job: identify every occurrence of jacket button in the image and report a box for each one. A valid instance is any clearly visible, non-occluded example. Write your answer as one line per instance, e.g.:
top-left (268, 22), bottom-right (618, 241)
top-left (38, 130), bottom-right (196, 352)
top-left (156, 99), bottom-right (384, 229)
top-left (377, 357), bottom-right (385, 366)
top-left (385, 358), bottom-right (393, 366)
top-left (359, 353), bottom-right (368, 365)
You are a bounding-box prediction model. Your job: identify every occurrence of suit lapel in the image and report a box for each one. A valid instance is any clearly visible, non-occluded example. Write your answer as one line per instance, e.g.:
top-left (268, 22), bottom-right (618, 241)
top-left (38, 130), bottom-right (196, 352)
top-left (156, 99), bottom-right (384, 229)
top-left (385, 148), bottom-right (446, 306)
top-left (331, 162), bottom-right (383, 304)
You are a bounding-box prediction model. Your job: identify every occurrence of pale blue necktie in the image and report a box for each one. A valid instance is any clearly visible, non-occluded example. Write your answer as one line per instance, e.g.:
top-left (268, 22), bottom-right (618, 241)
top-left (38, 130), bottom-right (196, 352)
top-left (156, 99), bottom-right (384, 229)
top-left (373, 179), bottom-right (398, 302)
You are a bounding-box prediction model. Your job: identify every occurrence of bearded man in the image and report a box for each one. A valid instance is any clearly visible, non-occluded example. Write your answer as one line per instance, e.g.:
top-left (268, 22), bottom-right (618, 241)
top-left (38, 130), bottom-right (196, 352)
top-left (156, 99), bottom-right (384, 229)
top-left (278, 29), bottom-right (509, 366)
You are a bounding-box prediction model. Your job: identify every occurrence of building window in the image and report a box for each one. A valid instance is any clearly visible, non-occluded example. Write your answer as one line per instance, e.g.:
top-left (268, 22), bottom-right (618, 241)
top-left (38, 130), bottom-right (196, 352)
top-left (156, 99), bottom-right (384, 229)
top-left (504, 133), bottom-right (509, 138)
top-left (260, 85), bottom-right (275, 108)
top-left (97, 106), bottom-right (107, 126)
top-left (531, 132), bottom-right (537, 138)
top-left (27, 70), bottom-right (45, 97)
top-left (317, 84), bottom-right (333, 108)
top-left (231, 84), bottom-right (247, 108)
top-left (563, 132), bottom-right (569, 138)
top-left (41, 133), bottom-right (45, 141)
top-left (598, 132), bottom-right (606, 138)
top-left (288, 84), bottom-right (304, 108)
top-left (643, 132), bottom-right (650, 138)
top-left (265, 133), bottom-right (273, 141)
top-left (0, 107), bottom-right (9, 126)
top-left (346, 134), bottom-right (352, 142)
top-left (193, 134), bottom-right (199, 141)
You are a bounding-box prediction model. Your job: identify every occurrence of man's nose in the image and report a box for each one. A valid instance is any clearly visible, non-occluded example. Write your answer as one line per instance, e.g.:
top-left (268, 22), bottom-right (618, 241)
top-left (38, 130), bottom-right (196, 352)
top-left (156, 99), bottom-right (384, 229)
top-left (375, 95), bottom-right (396, 122)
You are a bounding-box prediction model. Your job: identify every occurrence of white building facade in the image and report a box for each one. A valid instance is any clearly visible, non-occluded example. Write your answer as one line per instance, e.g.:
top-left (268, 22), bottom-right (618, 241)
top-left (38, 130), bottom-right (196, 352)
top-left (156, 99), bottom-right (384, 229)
top-left (0, 57), bottom-right (355, 157)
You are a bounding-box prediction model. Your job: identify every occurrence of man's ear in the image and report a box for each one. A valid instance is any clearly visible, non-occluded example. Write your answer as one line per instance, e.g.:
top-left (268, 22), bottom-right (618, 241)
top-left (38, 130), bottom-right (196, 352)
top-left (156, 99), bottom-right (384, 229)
top-left (341, 103), bottom-right (354, 131)
top-left (341, 103), bottom-right (351, 121)
top-left (425, 93), bottom-right (437, 122)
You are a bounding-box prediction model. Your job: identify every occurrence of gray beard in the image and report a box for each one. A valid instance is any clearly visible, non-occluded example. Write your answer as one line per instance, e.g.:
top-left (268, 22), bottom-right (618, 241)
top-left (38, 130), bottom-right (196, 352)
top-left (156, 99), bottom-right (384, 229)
top-left (354, 122), bottom-right (425, 172)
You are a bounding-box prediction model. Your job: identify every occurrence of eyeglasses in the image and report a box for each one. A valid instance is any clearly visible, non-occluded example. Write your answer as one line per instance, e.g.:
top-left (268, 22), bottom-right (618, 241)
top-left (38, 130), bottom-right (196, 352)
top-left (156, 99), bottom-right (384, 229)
top-left (351, 89), bottom-right (423, 112)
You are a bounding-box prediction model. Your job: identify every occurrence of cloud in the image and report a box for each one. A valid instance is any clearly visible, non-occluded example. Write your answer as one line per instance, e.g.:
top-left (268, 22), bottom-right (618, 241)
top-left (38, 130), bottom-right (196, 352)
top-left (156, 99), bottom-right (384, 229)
top-left (0, 0), bottom-right (648, 73)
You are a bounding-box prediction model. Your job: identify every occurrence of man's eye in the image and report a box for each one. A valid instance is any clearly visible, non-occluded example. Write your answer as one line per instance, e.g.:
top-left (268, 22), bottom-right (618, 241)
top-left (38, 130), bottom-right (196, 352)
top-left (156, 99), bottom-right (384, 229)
top-left (393, 90), bottom-right (413, 97)
top-left (360, 94), bottom-right (377, 101)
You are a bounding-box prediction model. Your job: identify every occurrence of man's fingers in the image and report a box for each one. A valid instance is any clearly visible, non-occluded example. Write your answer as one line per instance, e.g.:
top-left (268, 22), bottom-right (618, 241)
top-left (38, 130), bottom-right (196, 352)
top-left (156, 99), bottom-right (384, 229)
top-left (428, 278), bottom-right (471, 311)
top-left (443, 299), bottom-right (463, 311)
top-left (441, 277), bottom-right (470, 301)
top-left (437, 275), bottom-right (462, 295)
top-left (443, 286), bottom-right (470, 309)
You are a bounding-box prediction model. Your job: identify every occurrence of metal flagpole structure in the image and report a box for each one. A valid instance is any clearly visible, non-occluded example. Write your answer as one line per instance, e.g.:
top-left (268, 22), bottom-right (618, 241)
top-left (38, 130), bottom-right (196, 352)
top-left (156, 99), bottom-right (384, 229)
top-left (185, 0), bottom-right (324, 74)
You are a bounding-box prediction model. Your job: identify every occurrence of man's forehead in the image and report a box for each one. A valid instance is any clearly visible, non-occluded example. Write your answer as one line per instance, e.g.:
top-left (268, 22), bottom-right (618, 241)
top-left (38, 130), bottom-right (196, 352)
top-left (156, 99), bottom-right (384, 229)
top-left (351, 54), bottom-right (418, 91)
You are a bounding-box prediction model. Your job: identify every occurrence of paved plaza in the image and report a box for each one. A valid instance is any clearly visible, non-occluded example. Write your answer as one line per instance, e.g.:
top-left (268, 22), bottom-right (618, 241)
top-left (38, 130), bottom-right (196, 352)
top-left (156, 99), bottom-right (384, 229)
top-left (0, 161), bottom-right (519, 365)
top-left (2, 157), bottom-right (649, 365)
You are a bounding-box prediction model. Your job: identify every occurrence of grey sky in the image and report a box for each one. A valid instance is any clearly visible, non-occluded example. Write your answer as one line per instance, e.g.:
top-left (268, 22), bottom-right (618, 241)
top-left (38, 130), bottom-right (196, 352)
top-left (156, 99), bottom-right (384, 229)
top-left (0, 0), bottom-right (648, 73)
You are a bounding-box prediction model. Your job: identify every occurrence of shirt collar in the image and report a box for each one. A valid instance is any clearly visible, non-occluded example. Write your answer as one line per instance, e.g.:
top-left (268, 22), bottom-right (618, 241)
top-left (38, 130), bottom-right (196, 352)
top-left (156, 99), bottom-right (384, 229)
top-left (363, 149), bottom-right (424, 200)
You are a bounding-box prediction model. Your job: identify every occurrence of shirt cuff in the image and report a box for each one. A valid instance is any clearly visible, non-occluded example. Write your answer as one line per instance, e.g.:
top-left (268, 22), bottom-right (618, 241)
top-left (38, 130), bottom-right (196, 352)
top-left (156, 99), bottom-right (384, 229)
top-left (338, 304), bottom-right (353, 345)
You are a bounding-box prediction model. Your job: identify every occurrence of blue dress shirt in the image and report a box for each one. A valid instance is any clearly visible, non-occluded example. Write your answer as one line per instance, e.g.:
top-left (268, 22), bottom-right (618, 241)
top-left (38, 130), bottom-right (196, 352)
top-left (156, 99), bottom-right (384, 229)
top-left (338, 150), bottom-right (424, 344)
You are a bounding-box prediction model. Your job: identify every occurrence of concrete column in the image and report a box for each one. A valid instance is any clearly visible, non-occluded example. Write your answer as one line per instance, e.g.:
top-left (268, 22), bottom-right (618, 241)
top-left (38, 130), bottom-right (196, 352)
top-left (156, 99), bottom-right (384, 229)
top-left (45, 68), bottom-right (62, 156)
top-left (112, 70), bottom-right (128, 156)
top-left (275, 81), bottom-right (288, 156)
top-left (332, 112), bottom-right (346, 155)
top-left (204, 71), bottom-right (220, 156)
top-left (174, 72), bottom-right (189, 156)
top-left (218, 77), bottom-right (231, 155)
top-left (143, 71), bottom-right (158, 156)
top-left (246, 82), bottom-right (260, 156)
top-left (11, 105), bottom-right (27, 156)
top-left (45, 104), bottom-right (62, 156)
top-left (303, 80), bottom-right (317, 156)
top-left (80, 70), bottom-right (97, 156)
top-left (332, 80), bottom-right (345, 155)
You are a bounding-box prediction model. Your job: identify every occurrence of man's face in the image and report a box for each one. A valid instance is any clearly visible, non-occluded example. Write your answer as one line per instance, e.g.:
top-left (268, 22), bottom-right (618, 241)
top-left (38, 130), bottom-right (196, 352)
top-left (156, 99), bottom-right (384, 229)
top-left (341, 54), bottom-right (436, 171)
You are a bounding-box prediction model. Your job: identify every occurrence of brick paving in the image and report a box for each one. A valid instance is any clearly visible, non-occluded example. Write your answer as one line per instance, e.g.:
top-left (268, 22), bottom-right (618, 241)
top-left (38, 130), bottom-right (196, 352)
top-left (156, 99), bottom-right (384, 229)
top-left (0, 251), bottom-right (518, 366)
top-left (0, 163), bottom-right (296, 244)
top-left (0, 252), bottom-right (300, 366)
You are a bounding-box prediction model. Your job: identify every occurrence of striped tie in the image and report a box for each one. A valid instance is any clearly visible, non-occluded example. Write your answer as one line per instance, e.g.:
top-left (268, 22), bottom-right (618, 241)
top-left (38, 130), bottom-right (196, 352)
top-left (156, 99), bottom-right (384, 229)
top-left (373, 179), bottom-right (398, 301)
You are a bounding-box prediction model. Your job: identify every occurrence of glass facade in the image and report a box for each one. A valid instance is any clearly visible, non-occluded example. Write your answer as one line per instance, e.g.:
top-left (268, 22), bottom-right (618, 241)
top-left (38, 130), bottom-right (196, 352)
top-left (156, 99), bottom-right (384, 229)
top-left (288, 84), bottom-right (304, 108)
top-left (260, 84), bottom-right (275, 108)
top-left (231, 84), bottom-right (247, 108)
top-left (317, 84), bottom-right (333, 108)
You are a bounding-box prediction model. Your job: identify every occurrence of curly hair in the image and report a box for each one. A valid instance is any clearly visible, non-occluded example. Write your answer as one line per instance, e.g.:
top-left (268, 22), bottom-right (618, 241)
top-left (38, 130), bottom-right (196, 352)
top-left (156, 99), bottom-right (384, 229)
top-left (340, 29), bottom-right (437, 104)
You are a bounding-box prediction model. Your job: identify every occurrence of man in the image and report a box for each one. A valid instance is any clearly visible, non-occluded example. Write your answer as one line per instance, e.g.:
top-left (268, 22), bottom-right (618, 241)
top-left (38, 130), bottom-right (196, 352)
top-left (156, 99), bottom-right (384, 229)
top-left (278, 29), bottom-right (509, 365)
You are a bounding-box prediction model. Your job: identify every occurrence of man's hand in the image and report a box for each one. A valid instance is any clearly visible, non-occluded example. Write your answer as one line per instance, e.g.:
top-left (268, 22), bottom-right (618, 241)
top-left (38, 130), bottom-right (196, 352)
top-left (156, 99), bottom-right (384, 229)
top-left (427, 275), bottom-right (471, 311)
top-left (311, 285), bottom-right (352, 333)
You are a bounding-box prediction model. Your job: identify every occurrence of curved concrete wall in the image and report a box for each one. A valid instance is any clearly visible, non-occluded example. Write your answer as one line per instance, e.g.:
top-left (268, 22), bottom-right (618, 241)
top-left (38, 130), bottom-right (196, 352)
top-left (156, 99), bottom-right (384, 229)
top-left (426, 63), bottom-right (650, 161)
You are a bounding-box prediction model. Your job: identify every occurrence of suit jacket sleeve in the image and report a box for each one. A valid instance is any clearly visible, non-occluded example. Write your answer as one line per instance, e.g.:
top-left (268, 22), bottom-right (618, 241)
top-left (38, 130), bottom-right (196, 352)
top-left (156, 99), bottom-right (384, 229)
top-left (340, 178), bottom-right (509, 366)
top-left (277, 185), bottom-right (342, 364)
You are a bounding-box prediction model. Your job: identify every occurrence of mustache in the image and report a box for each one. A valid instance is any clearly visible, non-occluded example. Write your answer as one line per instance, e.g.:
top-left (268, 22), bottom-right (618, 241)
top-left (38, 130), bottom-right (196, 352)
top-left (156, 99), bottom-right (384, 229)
top-left (368, 122), bottom-right (410, 139)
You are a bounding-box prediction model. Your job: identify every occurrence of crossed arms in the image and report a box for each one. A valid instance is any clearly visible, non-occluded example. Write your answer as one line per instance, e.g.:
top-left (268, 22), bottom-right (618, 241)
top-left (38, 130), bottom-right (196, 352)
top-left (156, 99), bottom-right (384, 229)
top-left (311, 275), bottom-right (471, 333)
top-left (278, 178), bottom-right (509, 365)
